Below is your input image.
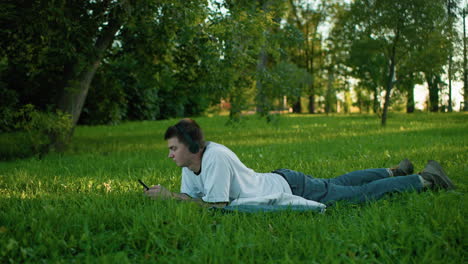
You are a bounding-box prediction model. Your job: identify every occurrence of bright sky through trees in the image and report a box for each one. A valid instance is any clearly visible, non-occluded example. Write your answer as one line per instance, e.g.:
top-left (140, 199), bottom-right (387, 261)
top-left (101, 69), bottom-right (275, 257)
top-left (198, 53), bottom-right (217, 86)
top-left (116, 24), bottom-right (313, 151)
top-left (208, 0), bottom-right (466, 111)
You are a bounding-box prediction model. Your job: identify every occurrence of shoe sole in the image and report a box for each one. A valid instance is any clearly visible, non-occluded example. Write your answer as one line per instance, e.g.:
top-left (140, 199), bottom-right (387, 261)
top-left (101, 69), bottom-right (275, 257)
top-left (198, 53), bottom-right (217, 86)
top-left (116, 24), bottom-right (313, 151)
top-left (424, 160), bottom-right (455, 190)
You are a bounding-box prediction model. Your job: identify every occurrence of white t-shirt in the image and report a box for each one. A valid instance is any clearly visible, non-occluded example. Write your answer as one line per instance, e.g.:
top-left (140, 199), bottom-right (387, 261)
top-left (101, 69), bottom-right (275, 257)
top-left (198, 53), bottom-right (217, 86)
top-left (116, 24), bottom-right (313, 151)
top-left (180, 142), bottom-right (292, 203)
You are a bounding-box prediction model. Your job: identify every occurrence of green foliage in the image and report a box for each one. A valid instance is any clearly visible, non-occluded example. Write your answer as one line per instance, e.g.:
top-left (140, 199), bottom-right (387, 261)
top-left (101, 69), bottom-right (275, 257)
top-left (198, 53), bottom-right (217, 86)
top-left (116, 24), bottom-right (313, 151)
top-left (0, 90), bottom-right (18, 133)
top-left (0, 0), bottom-right (119, 109)
top-left (81, 55), bottom-right (136, 125)
top-left (0, 0), bottom-right (462, 132)
top-left (0, 56), bottom-right (18, 132)
top-left (336, 0), bottom-right (451, 116)
top-left (283, 0), bottom-right (330, 113)
top-left (80, 0), bottom-right (222, 123)
top-left (13, 104), bottom-right (73, 157)
top-left (262, 61), bottom-right (311, 109)
top-left (0, 114), bottom-right (466, 262)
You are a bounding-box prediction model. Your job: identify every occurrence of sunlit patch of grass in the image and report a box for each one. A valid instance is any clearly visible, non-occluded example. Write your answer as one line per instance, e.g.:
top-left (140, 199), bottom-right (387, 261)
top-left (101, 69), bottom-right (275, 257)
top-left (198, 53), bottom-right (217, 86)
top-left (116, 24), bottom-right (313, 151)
top-left (0, 113), bottom-right (466, 262)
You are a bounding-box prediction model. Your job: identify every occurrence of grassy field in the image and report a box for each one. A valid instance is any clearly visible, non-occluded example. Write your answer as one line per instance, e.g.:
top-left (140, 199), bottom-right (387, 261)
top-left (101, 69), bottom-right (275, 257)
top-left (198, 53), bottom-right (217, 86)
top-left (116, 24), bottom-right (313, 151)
top-left (0, 113), bottom-right (466, 263)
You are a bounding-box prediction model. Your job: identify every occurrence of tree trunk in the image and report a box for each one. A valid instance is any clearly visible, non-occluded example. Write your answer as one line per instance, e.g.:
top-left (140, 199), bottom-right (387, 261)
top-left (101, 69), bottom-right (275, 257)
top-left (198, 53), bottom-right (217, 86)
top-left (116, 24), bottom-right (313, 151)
top-left (381, 31), bottom-right (399, 126)
top-left (229, 95), bottom-right (242, 123)
top-left (292, 98), bottom-right (301, 113)
top-left (448, 58), bottom-right (452, 112)
top-left (306, 17), bottom-right (317, 114)
top-left (58, 13), bottom-right (124, 128)
top-left (463, 7), bottom-right (468, 111)
top-left (289, 0), bottom-right (317, 114)
top-left (406, 84), bottom-right (415, 113)
top-left (307, 94), bottom-right (315, 113)
top-left (381, 60), bottom-right (395, 126)
top-left (255, 49), bottom-right (268, 115)
top-left (426, 74), bottom-right (440, 112)
top-left (255, 0), bottom-right (271, 116)
top-left (344, 90), bottom-right (351, 113)
top-left (373, 86), bottom-right (379, 114)
top-left (58, 60), bottom-right (101, 127)
top-left (325, 67), bottom-right (335, 114)
top-left (307, 42), bottom-right (315, 114)
top-left (447, 0), bottom-right (453, 112)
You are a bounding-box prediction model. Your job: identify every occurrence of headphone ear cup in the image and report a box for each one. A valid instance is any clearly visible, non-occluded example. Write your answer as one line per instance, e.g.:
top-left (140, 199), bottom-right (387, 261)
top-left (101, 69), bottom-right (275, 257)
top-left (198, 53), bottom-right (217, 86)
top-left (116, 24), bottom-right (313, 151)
top-left (190, 143), bottom-right (199, 154)
top-left (175, 123), bottom-right (199, 153)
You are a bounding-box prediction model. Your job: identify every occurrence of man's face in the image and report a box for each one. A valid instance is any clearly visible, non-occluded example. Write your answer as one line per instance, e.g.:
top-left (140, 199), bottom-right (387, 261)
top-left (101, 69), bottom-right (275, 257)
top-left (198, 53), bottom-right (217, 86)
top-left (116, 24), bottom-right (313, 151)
top-left (167, 137), bottom-right (193, 168)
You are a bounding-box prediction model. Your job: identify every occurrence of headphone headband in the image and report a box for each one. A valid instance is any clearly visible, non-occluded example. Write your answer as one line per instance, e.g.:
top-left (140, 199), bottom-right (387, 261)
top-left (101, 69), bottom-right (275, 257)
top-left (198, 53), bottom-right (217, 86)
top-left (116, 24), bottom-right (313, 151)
top-left (175, 124), bottom-right (200, 153)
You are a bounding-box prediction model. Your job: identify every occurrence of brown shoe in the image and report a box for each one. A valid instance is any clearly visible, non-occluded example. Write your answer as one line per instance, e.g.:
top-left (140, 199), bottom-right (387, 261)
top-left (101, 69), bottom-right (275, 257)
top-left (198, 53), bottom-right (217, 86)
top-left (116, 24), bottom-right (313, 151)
top-left (420, 160), bottom-right (455, 190)
top-left (391, 158), bottom-right (414, 176)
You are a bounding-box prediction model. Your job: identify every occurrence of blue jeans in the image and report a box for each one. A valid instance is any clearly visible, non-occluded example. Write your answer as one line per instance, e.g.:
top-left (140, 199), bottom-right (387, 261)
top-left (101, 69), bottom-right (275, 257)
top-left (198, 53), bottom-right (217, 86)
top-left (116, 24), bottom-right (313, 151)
top-left (272, 168), bottom-right (423, 204)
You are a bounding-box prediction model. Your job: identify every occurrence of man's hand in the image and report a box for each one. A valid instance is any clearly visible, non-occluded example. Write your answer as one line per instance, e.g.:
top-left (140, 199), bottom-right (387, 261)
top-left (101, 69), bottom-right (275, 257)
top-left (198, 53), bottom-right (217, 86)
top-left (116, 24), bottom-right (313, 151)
top-left (145, 185), bottom-right (173, 199)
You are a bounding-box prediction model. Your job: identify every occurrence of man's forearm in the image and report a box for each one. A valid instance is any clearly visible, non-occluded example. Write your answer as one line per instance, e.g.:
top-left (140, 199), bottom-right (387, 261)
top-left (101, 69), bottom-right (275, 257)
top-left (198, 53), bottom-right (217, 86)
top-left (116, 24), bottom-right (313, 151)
top-left (171, 192), bottom-right (227, 208)
top-left (172, 192), bottom-right (194, 201)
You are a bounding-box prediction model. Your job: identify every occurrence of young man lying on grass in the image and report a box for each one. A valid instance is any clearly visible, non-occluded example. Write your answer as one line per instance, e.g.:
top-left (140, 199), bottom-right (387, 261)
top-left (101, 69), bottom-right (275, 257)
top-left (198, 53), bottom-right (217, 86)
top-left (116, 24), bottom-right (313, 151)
top-left (144, 118), bottom-right (456, 208)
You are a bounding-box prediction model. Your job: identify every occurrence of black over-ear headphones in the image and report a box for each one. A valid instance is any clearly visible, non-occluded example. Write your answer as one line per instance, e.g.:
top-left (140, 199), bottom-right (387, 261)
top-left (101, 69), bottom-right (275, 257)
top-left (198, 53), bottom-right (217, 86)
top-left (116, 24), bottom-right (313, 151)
top-left (175, 124), bottom-right (200, 153)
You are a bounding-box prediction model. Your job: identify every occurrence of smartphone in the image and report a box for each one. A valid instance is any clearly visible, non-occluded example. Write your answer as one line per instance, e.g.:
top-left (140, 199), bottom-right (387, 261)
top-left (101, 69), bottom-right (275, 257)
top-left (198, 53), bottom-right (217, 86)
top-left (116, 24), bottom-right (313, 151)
top-left (138, 179), bottom-right (150, 190)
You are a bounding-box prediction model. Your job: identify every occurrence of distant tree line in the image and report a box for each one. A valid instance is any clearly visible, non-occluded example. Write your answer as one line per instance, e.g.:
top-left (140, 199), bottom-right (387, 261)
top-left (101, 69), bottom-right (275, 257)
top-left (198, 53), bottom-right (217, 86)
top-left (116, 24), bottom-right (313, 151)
top-left (0, 0), bottom-right (467, 149)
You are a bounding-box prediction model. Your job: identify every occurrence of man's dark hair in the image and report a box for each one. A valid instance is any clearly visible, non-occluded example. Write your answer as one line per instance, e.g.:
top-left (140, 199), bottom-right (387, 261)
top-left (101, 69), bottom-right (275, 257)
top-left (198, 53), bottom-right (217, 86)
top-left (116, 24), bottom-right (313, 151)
top-left (164, 118), bottom-right (205, 152)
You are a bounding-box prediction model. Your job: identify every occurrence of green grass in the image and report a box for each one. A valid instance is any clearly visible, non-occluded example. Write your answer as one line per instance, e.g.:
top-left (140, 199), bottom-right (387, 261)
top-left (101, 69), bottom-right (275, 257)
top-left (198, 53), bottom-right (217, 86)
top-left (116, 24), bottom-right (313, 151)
top-left (0, 113), bottom-right (467, 263)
